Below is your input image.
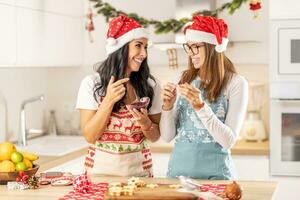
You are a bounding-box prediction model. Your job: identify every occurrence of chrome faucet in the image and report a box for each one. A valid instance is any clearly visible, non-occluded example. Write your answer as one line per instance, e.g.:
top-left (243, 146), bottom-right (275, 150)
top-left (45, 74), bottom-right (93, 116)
top-left (18, 94), bottom-right (45, 146)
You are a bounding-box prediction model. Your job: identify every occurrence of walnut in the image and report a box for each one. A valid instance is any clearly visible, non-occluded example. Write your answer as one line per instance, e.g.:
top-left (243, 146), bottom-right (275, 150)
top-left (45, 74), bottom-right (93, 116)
top-left (224, 181), bottom-right (242, 200)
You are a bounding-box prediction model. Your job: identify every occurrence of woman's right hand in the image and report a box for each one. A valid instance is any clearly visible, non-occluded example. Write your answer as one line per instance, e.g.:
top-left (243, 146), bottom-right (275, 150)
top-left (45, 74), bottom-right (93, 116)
top-left (104, 76), bottom-right (129, 105)
top-left (161, 83), bottom-right (177, 110)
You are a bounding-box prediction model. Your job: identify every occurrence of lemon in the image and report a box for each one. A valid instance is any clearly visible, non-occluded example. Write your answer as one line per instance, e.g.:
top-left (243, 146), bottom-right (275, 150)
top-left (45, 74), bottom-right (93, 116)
top-left (0, 160), bottom-right (15, 172)
top-left (0, 142), bottom-right (16, 161)
top-left (23, 158), bottom-right (33, 169)
top-left (15, 162), bottom-right (27, 171)
top-left (11, 152), bottom-right (23, 163)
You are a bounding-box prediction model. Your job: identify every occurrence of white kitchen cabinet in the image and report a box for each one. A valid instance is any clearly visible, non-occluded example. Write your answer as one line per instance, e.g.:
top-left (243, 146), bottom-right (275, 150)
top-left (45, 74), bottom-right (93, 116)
top-left (48, 153), bottom-right (270, 180)
top-left (0, 0), bottom-right (15, 5)
top-left (16, 0), bottom-right (83, 17)
top-left (45, 156), bottom-right (85, 175)
top-left (16, 7), bottom-right (83, 67)
top-left (233, 155), bottom-right (270, 180)
top-left (151, 153), bottom-right (270, 180)
top-left (46, 153), bottom-right (300, 199)
top-left (0, 1), bottom-right (83, 67)
top-left (0, 3), bottom-right (16, 66)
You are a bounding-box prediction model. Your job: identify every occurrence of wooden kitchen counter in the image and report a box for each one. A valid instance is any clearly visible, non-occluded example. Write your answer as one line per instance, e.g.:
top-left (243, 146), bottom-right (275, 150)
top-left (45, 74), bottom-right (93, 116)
top-left (151, 139), bottom-right (269, 156)
top-left (0, 176), bottom-right (277, 200)
top-left (35, 147), bottom-right (88, 172)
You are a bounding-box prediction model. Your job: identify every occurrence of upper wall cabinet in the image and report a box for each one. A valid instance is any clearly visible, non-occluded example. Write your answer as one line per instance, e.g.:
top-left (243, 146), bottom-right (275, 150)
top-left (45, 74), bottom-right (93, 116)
top-left (0, 0), bottom-right (83, 67)
top-left (16, 7), bottom-right (83, 67)
top-left (0, 0), bottom-right (15, 5)
top-left (0, 3), bottom-right (17, 66)
top-left (16, 0), bottom-right (83, 17)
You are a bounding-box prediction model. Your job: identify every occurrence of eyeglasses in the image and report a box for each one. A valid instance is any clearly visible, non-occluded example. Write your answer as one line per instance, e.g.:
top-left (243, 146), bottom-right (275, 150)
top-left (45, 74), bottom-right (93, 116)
top-left (182, 43), bottom-right (205, 55)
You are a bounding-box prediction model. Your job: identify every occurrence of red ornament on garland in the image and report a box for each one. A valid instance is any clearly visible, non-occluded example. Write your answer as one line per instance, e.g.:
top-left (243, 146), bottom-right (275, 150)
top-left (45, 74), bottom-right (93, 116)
top-left (16, 171), bottom-right (29, 184)
top-left (85, 2), bottom-right (95, 43)
top-left (249, 0), bottom-right (262, 18)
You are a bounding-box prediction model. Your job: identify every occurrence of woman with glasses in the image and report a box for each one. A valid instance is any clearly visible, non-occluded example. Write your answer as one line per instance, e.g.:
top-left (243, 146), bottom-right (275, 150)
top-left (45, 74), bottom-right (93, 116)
top-left (160, 16), bottom-right (248, 180)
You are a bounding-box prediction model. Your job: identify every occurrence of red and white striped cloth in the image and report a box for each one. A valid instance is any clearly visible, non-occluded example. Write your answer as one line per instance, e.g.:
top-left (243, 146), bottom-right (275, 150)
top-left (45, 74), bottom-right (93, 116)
top-left (59, 182), bottom-right (108, 200)
top-left (59, 181), bottom-right (229, 200)
top-left (197, 184), bottom-right (228, 200)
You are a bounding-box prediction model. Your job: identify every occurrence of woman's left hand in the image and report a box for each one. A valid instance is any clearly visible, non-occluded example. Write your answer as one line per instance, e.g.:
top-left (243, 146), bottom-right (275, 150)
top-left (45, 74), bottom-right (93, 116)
top-left (178, 83), bottom-right (204, 110)
top-left (128, 108), bottom-right (152, 130)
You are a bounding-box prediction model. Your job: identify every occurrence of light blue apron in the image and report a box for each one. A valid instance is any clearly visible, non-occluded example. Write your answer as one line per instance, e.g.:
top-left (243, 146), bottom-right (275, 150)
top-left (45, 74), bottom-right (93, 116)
top-left (167, 79), bottom-right (237, 180)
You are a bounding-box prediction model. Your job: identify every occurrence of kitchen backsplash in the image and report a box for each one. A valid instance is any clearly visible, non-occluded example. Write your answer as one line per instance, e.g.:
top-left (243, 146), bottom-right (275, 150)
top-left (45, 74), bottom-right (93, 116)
top-left (0, 0), bottom-right (269, 141)
top-left (0, 62), bottom-right (269, 142)
top-left (150, 63), bottom-right (269, 135)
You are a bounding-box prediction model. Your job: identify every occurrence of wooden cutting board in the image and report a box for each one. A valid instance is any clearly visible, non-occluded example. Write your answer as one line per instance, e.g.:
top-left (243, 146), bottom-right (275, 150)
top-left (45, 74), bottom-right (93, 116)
top-left (104, 184), bottom-right (197, 200)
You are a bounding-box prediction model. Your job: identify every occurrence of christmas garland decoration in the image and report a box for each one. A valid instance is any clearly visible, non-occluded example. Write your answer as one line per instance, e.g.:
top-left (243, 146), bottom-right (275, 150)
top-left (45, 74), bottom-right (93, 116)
top-left (89, 0), bottom-right (261, 34)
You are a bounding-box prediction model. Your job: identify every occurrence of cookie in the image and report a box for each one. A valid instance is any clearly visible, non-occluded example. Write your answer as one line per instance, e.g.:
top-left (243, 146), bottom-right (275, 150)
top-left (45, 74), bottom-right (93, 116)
top-left (146, 183), bottom-right (159, 188)
top-left (126, 97), bottom-right (150, 110)
top-left (169, 184), bottom-right (181, 189)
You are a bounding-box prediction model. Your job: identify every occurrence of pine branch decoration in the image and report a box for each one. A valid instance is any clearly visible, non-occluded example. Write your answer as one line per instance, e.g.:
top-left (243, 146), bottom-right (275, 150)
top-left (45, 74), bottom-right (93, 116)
top-left (90, 0), bottom-right (251, 34)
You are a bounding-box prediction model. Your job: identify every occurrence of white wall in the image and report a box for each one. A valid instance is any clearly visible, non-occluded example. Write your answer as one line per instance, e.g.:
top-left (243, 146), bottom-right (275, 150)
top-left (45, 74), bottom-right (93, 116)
top-left (0, 68), bottom-right (47, 140)
top-left (46, 0), bottom-right (178, 135)
top-left (218, 0), bottom-right (269, 65)
top-left (0, 0), bottom-right (85, 141)
top-left (83, 0), bottom-right (177, 67)
top-left (0, 0), bottom-right (269, 140)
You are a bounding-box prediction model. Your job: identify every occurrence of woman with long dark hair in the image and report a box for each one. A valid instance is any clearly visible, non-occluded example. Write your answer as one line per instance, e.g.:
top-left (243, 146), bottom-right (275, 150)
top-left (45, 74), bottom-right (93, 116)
top-left (160, 16), bottom-right (248, 180)
top-left (76, 15), bottom-right (161, 177)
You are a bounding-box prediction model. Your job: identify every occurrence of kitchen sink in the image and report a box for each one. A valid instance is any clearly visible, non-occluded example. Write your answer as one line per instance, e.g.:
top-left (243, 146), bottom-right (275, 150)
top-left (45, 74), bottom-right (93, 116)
top-left (16, 135), bottom-right (88, 156)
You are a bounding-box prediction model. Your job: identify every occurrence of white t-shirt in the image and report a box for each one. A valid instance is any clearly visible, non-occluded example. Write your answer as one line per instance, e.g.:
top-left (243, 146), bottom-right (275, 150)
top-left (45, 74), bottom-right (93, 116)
top-left (76, 74), bottom-right (162, 115)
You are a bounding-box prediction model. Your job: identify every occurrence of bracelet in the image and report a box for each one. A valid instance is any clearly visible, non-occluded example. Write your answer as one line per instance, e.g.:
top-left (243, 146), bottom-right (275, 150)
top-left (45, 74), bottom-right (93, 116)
top-left (199, 102), bottom-right (205, 109)
top-left (162, 105), bottom-right (173, 111)
top-left (141, 121), bottom-right (153, 132)
top-left (195, 102), bottom-right (205, 111)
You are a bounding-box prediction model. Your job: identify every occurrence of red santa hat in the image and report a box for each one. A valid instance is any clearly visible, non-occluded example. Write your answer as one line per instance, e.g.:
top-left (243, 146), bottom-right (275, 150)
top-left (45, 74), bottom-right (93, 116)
top-left (184, 15), bottom-right (229, 53)
top-left (106, 15), bottom-right (148, 55)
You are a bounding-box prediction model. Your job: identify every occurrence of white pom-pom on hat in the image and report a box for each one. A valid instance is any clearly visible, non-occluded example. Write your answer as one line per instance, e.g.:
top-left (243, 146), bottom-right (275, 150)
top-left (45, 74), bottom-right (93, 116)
top-left (107, 37), bottom-right (117, 46)
top-left (185, 16), bottom-right (229, 53)
top-left (215, 38), bottom-right (229, 53)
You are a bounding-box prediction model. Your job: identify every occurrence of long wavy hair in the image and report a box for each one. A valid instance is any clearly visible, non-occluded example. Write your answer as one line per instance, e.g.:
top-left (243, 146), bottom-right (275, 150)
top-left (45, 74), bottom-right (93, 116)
top-left (179, 43), bottom-right (236, 102)
top-left (93, 42), bottom-right (155, 112)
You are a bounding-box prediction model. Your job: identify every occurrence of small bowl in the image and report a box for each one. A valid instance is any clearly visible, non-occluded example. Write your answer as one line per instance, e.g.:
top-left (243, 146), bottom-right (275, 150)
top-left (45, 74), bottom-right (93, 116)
top-left (0, 164), bottom-right (39, 185)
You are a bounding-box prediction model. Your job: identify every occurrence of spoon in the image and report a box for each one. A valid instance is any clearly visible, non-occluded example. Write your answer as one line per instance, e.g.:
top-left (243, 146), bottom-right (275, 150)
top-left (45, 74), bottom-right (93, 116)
top-left (178, 176), bottom-right (223, 200)
top-left (178, 175), bottom-right (202, 190)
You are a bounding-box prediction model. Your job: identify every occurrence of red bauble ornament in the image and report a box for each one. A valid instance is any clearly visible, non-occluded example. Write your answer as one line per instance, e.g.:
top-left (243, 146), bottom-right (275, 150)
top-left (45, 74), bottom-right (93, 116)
top-left (85, 6), bottom-right (95, 43)
top-left (249, 0), bottom-right (262, 18)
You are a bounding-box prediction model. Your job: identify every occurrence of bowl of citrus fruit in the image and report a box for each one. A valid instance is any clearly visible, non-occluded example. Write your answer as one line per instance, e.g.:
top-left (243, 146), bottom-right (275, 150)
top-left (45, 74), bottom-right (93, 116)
top-left (0, 142), bottom-right (39, 184)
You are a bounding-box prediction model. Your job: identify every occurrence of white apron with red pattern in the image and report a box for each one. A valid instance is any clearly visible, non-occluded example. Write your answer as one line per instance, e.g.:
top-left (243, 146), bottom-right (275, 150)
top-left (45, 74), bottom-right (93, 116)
top-left (84, 106), bottom-right (153, 177)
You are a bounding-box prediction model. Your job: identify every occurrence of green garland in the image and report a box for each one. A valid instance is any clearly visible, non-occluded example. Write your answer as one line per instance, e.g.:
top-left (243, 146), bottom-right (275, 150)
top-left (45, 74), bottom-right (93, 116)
top-left (90, 0), bottom-right (250, 34)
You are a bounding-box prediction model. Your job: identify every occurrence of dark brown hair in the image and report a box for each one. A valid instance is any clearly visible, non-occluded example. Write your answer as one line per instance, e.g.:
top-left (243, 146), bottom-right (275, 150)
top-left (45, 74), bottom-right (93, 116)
top-left (93, 43), bottom-right (155, 112)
